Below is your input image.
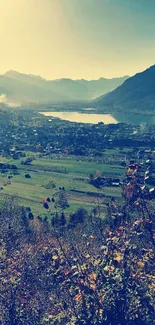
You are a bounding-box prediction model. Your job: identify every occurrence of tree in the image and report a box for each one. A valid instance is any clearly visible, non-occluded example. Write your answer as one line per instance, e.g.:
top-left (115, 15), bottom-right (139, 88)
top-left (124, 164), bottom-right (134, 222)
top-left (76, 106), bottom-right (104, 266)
top-left (55, 191), bottom-right (69, 212)
top-left (60, 211), bottom-right (66, 226)
top-left (0, 196), bottom-right (28, 251)
top-left (69, 208), bottom-right (88, 227)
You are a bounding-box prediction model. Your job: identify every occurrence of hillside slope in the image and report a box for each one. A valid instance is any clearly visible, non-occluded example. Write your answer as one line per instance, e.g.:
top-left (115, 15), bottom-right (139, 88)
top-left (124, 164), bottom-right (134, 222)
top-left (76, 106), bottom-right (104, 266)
top-left (95, 65), bottom-right (155, 111)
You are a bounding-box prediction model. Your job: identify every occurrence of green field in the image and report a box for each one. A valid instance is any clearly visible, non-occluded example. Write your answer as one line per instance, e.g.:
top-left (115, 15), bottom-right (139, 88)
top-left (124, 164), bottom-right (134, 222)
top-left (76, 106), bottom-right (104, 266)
top-left (0, 154), bottom-right (125, 216)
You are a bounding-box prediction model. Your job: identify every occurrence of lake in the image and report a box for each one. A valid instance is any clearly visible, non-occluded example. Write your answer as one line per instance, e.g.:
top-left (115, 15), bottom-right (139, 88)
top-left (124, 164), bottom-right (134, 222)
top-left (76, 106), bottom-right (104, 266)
top-left (40, 111), bottom-right (155, 125)
top-left (40, 111), bottom-right (118, 124)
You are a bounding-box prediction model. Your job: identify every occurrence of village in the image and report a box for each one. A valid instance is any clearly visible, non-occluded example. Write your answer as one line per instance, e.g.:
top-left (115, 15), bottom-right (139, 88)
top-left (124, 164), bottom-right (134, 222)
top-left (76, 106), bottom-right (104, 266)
top-left (1, 109), bottom-right (155, 158)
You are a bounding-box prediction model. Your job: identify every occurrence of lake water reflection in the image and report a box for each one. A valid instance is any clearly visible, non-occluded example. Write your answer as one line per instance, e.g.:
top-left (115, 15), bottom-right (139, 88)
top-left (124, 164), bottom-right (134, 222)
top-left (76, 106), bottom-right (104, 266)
top-left (40, 111), bottom-right (118, 124)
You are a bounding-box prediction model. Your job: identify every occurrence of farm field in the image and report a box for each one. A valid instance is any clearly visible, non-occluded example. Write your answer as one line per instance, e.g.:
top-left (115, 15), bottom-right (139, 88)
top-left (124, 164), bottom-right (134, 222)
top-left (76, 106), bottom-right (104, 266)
top-left (0, 153), bottom-right (125, 217)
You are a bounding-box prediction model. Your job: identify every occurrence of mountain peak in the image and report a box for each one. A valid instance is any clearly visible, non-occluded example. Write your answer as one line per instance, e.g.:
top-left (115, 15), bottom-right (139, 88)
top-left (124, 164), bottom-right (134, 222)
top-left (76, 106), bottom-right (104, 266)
top-left (4, 70), bottom-right (20, 77)
top-left (4, 70), bottom-right (45, 81)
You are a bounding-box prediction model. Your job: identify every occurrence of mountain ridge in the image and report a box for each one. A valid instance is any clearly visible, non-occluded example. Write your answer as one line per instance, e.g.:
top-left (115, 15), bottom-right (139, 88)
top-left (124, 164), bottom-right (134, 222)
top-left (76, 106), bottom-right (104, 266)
top-left (4, 70), bottom-right (129, 82)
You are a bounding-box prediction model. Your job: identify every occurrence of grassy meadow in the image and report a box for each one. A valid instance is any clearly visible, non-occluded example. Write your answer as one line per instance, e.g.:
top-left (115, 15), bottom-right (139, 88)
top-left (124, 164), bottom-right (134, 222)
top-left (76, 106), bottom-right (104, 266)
top-left (0, 154), bottom-right (125, 217)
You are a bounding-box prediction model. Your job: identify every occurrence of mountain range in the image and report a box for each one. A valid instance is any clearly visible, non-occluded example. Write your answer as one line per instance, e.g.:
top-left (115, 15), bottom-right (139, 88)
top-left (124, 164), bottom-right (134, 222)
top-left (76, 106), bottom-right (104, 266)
top-left (95, 65), bottom-right (155, 111)
top-left (1, 65), bottom-right (155, 111)
top-left (0, 70), bottom-right (128, 106)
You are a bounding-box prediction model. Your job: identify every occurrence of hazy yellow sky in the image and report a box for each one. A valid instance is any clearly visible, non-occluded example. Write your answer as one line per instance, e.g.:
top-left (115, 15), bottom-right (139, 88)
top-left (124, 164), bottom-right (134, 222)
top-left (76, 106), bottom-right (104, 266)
top-left (0, 0), bottom-right (155, 79)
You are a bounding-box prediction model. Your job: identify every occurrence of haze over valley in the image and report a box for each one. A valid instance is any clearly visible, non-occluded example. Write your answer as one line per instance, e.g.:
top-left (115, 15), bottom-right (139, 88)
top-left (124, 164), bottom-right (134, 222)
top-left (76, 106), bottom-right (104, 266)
top-left (1, 64), bottom-right (155, 118)
top-left (0, 70), bottom-right (129, 106)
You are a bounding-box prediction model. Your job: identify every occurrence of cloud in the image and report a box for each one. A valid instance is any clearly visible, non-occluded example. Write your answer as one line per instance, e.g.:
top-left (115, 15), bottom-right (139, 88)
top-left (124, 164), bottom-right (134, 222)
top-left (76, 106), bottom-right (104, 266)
top-left (0, 93), bottom-right (20, 107)
top-left (0, 94), bottom-right (7, 103)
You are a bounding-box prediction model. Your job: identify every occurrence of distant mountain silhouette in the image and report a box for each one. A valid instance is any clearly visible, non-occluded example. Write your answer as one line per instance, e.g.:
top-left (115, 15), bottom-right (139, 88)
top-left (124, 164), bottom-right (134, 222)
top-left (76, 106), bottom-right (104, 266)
top-left (95, 65), bottom-right (155, 111)
top-left (0, 70), bottom-right (128, 106)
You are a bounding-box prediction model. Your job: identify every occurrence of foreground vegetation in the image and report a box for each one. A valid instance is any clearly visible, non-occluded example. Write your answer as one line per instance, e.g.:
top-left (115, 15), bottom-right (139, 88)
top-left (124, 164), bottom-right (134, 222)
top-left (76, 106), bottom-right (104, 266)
top-left (0, 164), bottom-right (155, 325)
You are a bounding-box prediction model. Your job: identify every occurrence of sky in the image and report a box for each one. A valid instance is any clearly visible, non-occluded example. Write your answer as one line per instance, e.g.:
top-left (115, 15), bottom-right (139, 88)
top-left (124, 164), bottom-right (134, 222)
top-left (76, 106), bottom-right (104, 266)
top-left (0, 0), bottom-right (155, 80)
